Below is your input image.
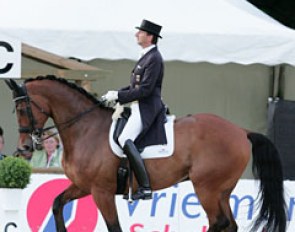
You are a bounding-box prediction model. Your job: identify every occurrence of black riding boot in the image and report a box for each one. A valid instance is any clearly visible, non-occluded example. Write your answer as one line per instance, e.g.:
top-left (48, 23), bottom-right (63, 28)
top-left (123, 139), bottom-right (152, 200)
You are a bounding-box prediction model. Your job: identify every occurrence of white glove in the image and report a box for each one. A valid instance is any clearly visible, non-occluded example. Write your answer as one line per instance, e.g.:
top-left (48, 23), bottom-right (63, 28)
top-left (102, 90), bottom-right (118, 102)
top-left (112, 103), bottom-right (124, 120)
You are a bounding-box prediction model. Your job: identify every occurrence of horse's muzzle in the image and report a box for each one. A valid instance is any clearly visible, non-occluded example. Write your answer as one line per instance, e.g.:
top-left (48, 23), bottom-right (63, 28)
top-left (13, 147), bottom-right (33, 160)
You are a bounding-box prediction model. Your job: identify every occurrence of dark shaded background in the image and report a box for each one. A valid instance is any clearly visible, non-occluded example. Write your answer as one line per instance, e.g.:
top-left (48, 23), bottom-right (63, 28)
top-left (248, 0), bottom-right (295, 29)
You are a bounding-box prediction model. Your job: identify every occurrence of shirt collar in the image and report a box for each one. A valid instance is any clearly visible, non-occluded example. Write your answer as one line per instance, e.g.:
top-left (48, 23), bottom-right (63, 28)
top-left (141, 44), bottom-right (156, 57)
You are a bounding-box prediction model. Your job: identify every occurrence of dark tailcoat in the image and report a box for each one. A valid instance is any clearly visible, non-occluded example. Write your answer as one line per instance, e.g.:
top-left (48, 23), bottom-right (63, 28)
top-left (118, 46), bottom-right (167, 149)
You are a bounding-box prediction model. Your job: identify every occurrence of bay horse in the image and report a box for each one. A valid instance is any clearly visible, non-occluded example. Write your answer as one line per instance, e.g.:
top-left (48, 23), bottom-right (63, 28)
top-left (6, 76), bottom-right (286, 232)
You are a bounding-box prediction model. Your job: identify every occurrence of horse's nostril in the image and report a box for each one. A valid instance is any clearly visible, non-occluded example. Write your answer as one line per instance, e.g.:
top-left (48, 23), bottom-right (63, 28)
top-left (23, 145), bottom-right (33, 152)
top-left (23, 145), bottom-right (29, 150)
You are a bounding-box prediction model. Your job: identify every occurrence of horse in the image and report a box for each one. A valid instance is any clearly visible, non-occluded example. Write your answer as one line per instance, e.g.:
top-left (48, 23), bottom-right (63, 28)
top-left (5, 75), bottom-right (287, 232)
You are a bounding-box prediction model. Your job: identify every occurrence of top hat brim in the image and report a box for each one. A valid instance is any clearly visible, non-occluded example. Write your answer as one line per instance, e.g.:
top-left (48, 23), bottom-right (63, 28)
top-left (135, 26), bottom-right (162, 38)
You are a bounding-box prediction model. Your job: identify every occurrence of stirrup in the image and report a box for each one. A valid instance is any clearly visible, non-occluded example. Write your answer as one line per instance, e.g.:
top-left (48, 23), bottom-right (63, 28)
top-left (132, 187), bottom-right (152, 200)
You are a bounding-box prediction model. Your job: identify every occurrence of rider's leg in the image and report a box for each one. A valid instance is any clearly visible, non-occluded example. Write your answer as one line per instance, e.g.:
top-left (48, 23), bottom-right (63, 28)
top-left (118, 102), bottom-right (152, 200)
top-left (122, 139), bottom-right (152, 200)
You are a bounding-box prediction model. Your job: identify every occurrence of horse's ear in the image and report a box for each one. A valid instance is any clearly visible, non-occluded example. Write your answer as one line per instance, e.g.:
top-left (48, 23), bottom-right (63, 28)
top-left (5, 79), bottom-right (14, 90)
top-left (5, 79), bottom-right (24, 96)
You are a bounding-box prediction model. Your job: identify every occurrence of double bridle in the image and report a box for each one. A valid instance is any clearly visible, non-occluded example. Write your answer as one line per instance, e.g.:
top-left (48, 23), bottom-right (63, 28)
top-left (13, 86), bottom-right (52, 150)
top-left (14, 84), bottom-right (102, 152)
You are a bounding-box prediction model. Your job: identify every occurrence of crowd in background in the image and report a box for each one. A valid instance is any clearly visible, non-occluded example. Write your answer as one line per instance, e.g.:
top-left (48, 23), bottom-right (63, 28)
top-left (0, 126), bottom-right (63, 169)
top-left (0, 127), bottom-right (6, 160)
top-left (30, 129), bottom-right (63, 168)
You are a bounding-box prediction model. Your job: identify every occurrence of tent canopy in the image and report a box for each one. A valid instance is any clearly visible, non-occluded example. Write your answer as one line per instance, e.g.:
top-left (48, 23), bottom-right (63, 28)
top-left (1, 0), bottom-right (295, 65)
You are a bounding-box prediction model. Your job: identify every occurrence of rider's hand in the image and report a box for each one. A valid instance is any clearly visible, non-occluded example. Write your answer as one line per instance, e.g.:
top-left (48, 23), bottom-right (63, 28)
top-left (102, 91), bottom-right (118, 102)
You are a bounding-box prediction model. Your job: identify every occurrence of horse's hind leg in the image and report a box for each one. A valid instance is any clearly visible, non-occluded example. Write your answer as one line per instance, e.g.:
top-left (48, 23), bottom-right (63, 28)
top-left (194, 186), bottom-right (230, 232)
top-left (219, 189), bottom-right (238, 232)
top-left (52, 183), bottom-right (89, 232)
top-left (92, 188), bottom-right (122, 232)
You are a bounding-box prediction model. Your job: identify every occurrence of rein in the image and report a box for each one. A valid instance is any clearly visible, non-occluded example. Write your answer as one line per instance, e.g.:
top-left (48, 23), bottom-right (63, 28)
top-left (14, 84), bottom-right (106, 145)
top-left (53, 103), bottom-right (101, 133)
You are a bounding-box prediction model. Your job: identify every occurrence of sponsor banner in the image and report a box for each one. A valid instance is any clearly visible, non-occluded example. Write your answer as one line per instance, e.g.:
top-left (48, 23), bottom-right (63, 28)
top-left (0, 35), bottom-right (21, 78)
top-left (0, 174), bottom-right (294, 231)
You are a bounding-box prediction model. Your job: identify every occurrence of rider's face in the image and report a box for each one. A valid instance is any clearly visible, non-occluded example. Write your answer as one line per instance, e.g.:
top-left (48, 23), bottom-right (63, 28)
top-left (135, 30), bottom-right (152, 48)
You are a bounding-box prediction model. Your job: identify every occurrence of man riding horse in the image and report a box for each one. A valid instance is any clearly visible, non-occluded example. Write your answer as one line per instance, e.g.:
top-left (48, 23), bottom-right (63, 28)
top-left (102, 19), bottom-right (167, 200)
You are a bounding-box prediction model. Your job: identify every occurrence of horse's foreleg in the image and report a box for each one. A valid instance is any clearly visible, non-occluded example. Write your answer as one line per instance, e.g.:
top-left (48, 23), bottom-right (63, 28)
top-left (52, 184), bottom-right (89, 232)
top-left (92, 189), bottom-right (122, 232)
top-left (52, 191), bottom-right (67, 232)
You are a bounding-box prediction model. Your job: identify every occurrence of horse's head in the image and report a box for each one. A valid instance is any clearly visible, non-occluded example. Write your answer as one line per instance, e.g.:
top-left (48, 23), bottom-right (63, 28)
top-left (5, 79), bottom-right (51, 159)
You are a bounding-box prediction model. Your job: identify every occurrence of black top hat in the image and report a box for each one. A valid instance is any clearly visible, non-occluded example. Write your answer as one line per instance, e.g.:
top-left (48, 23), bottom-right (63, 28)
top-left (136, 19), bottom-right (162, 38)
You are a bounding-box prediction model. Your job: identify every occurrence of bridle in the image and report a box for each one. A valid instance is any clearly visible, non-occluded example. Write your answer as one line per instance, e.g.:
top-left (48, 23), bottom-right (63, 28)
top-left (13, 85), bottom-right (53, 152)
top-left (13, 84), bottom-right (102, 153)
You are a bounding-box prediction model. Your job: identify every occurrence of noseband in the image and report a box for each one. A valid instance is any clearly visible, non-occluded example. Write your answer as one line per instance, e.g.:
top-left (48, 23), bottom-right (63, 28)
top-left (13, 85), bottom-right (53, 150)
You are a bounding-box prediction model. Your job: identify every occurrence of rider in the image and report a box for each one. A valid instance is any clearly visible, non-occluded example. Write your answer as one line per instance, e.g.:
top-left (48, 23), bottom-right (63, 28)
top-left (102, 19), bottom-right (167, 200)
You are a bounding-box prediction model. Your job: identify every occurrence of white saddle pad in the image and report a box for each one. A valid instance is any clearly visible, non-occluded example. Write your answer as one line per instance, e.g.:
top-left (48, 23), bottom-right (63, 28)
top-left (109, 115), bottom-right (175, 159)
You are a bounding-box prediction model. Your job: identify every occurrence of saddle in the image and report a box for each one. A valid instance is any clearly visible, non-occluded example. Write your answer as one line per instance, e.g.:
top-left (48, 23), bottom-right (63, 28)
top-left (110, 107), bottom-right (175, 159)
top-left (112, 106), bottom-right (175, 194)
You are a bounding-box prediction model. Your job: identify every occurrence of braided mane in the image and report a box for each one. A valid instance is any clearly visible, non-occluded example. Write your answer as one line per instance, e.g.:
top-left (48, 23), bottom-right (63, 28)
top-left (25, 75), bottom-right (101, 105)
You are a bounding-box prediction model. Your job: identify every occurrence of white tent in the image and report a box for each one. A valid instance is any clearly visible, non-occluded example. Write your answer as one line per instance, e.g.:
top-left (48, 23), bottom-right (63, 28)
top-left (1, 0), bottom-right (295, 178)
top-left (1, 0), bottom-right (295, 65)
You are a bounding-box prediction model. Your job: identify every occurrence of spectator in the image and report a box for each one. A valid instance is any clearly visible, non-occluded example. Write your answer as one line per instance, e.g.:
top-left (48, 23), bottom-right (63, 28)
top-left (30, 129), bottom-right (63, 168)
top-left (0, 127), bottom-right (6, 160)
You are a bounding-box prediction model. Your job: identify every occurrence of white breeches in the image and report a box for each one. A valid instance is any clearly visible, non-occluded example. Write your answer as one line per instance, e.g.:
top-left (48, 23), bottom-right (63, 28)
top-left (118, 102), bottom-right (143, 147)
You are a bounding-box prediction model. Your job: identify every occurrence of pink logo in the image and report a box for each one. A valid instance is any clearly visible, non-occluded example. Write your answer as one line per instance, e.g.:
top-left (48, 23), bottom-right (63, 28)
top-left (27, 178), bottom-right (98, 231)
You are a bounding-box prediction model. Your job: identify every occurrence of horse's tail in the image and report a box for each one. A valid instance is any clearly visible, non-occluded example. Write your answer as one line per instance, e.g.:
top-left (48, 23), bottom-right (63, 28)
top-left (247, 132), bottom-right (287, 232)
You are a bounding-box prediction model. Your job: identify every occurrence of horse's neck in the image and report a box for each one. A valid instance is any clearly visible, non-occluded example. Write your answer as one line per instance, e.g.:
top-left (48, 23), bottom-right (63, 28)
top-left (57, 107), bottom-right (111, 160)
top-left (51, 98), bottom-right (96, 128)
top-left (48, 95), bottom-right (111, 148)
top-left (45, 88), bottom-right (91, 123)
top-left (33, 81), bottom-right (112, 154)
